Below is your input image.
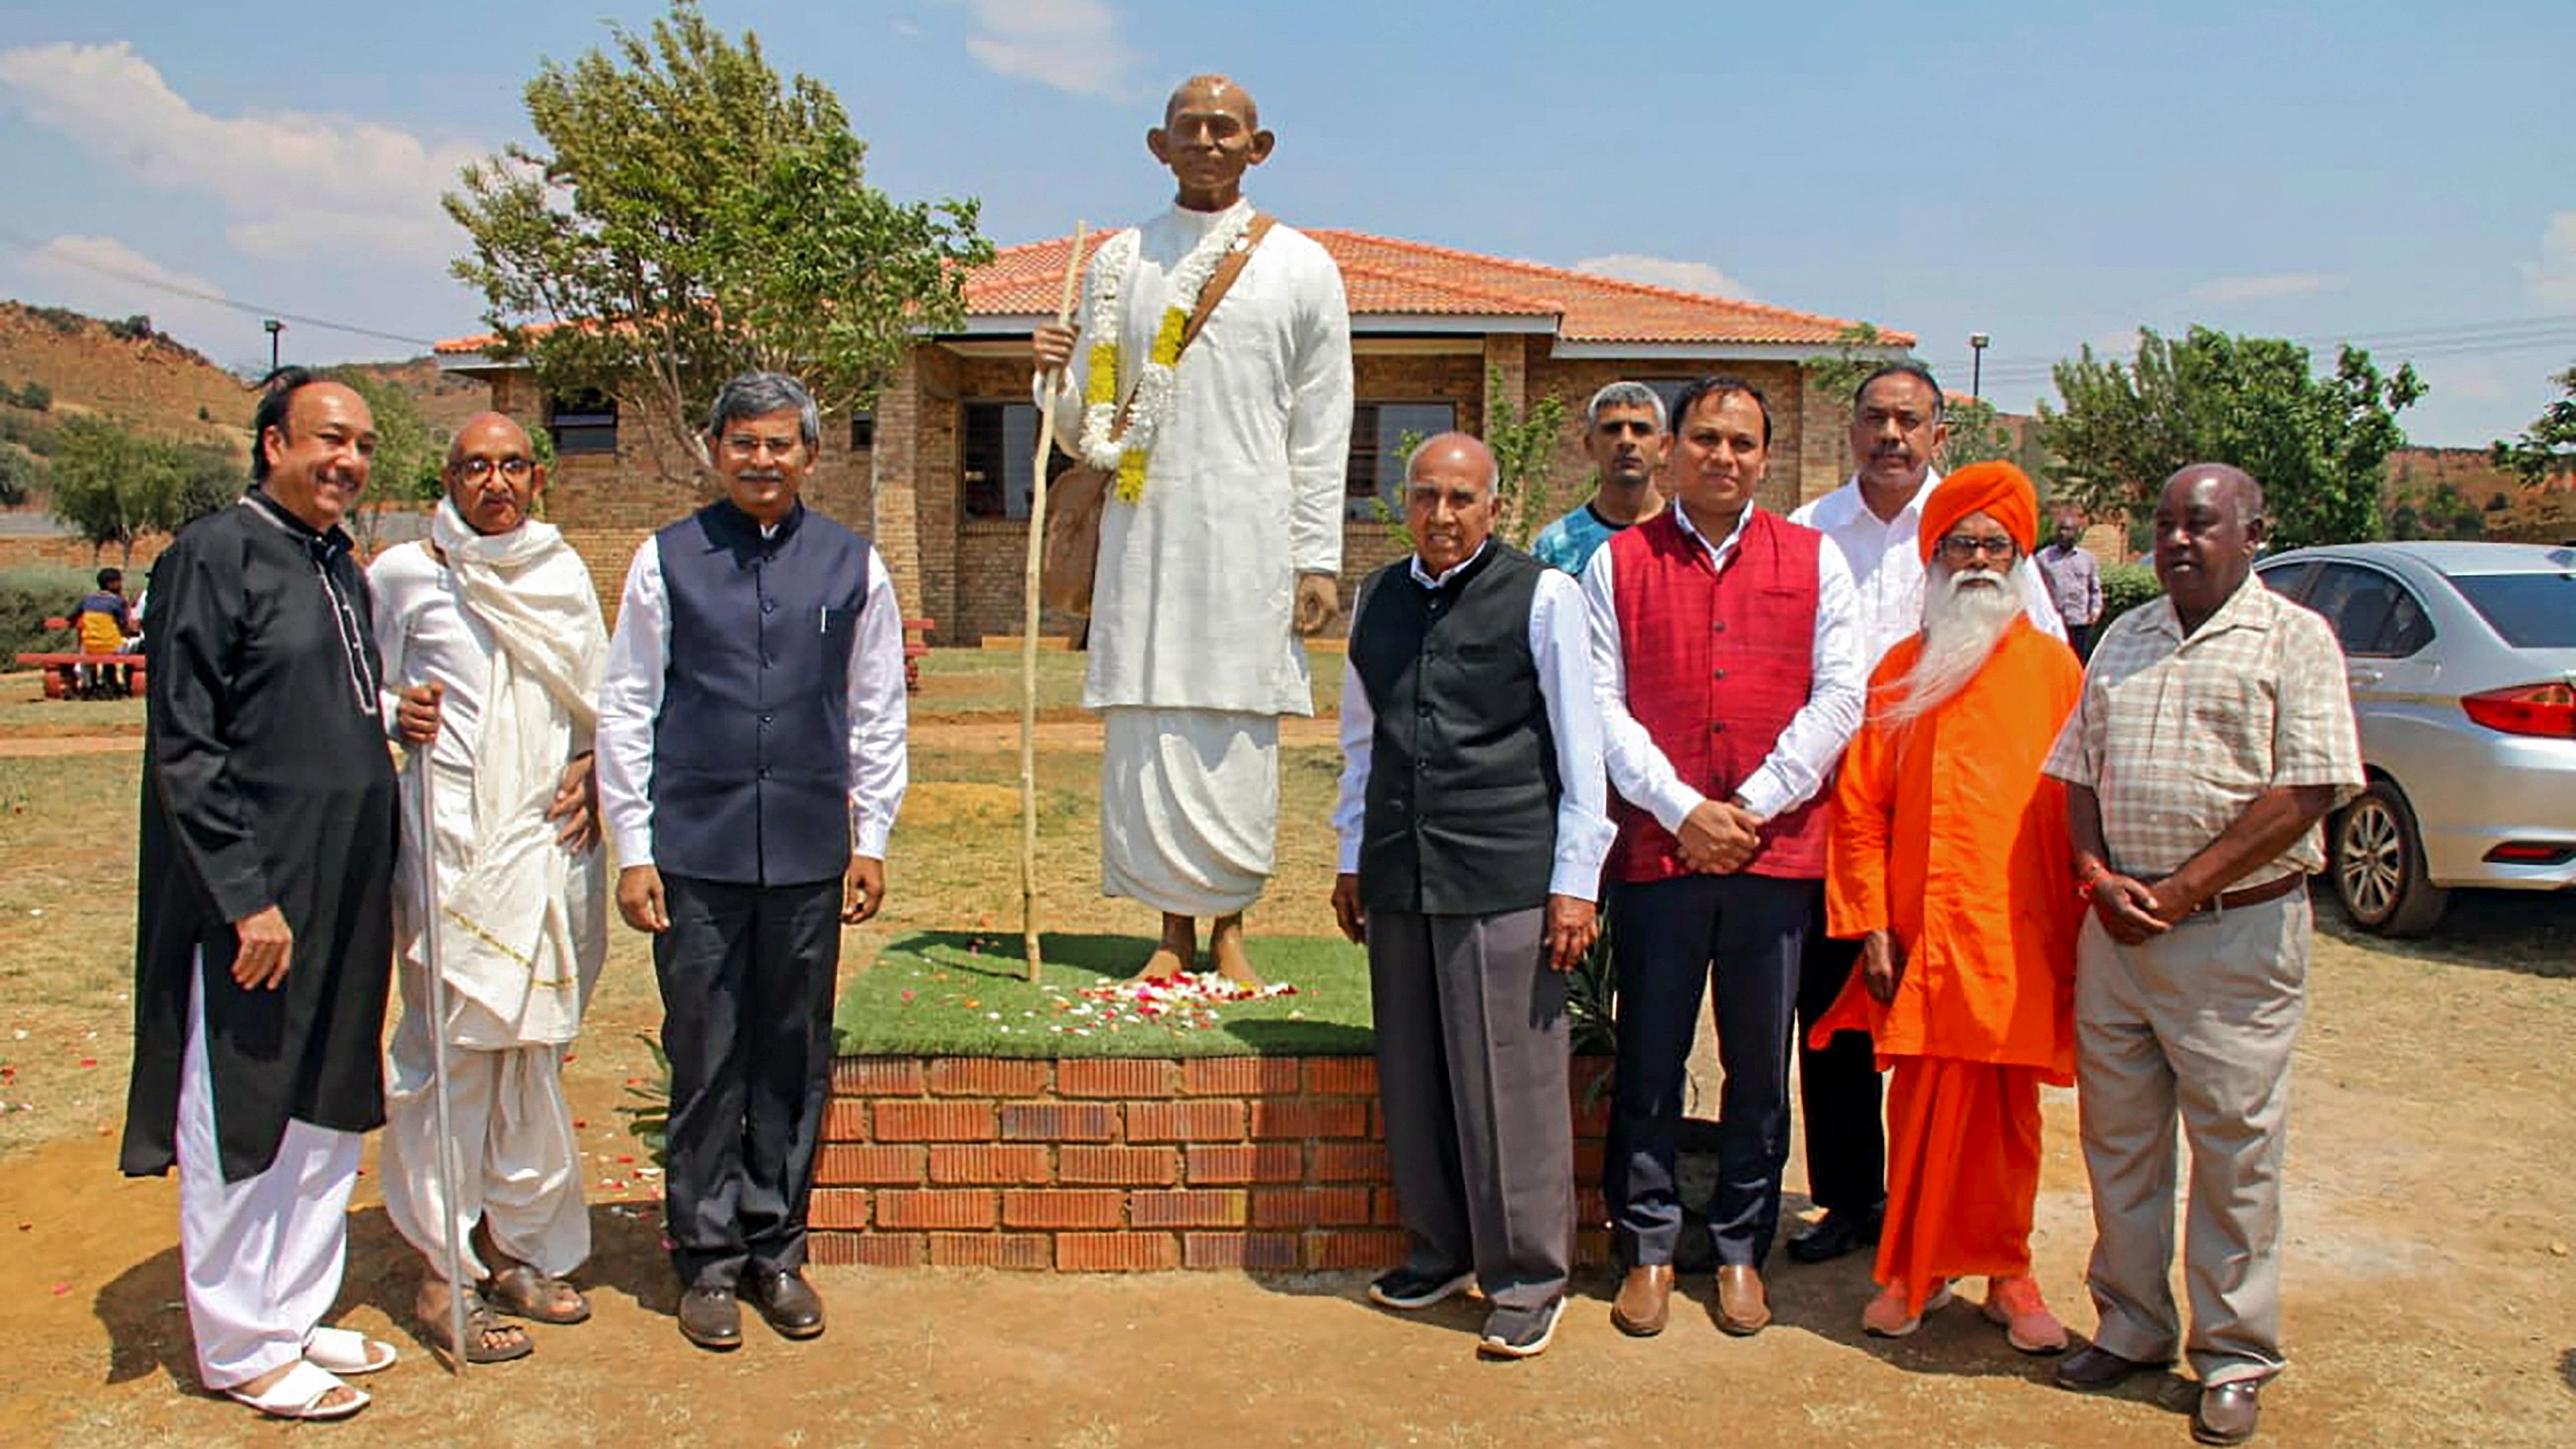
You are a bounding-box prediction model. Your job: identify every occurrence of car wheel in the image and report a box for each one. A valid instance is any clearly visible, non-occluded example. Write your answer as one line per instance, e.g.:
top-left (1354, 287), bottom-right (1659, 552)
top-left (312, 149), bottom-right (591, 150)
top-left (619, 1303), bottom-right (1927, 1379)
top-left (2331, 780), bottom-right (2448, 937)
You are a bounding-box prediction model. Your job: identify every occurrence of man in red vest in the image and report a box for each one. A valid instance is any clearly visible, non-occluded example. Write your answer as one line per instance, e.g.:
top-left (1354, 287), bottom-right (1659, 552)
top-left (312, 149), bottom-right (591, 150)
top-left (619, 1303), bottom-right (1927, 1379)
top-left (1579, 375), bottom-right (1866, 1338)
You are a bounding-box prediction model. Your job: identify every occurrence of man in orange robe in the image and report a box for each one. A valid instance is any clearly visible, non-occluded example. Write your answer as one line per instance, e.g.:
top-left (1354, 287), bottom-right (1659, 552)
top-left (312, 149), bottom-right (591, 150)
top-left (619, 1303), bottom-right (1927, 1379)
top-left (1812, 460), bottom-right (2084, 1351)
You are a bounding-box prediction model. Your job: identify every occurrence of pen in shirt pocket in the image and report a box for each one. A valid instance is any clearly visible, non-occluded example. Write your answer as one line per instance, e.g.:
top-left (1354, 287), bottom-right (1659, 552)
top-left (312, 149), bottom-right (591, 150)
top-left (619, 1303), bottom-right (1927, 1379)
top-left (819, 605), bottom-right (828, 633)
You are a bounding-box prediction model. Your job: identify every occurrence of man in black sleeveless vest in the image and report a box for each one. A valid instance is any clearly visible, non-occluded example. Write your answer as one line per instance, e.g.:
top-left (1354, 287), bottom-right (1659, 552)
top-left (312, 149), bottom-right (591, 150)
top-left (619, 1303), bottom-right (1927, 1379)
top-left (597, 373), bottom-right (909, 1351)
top-left (1331, 433), bottom-right (1613, 1359)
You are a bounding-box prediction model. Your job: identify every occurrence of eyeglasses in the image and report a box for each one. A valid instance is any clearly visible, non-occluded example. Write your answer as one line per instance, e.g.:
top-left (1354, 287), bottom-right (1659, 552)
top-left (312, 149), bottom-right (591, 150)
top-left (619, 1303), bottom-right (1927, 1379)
top-left (1935, 534), bottom-right (2018, 564)
top-left (720, 435), bottom-right (804, 461)
top-left (454, 457), bottom-right (534, 482)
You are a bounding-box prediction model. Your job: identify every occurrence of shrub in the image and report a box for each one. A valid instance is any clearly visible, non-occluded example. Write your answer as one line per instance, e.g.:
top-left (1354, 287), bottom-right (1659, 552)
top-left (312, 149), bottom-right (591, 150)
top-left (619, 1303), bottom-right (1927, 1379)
top-left (0, 448), bottom-right (40, 508)
top-left (2100, 562), bottom-right (2163, 630)
top-left (0, 408), bottom-right (57, 456)
top-left (0, 564), bottom-right (96, 659)
top-left (11, 379), bottom-right (51, 410)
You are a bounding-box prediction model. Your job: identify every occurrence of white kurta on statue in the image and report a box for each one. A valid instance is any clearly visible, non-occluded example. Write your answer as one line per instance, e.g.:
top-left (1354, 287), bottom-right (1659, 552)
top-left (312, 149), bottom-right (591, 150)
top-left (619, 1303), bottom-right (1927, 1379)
top-left (1052, 202), bottom-right (1355, 716)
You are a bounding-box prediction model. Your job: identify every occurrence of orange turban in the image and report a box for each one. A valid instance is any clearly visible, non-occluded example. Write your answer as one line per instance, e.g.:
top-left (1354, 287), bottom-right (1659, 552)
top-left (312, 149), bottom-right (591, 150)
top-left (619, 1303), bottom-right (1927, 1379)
top-left (1918, 460), bottom-right (2039, 562)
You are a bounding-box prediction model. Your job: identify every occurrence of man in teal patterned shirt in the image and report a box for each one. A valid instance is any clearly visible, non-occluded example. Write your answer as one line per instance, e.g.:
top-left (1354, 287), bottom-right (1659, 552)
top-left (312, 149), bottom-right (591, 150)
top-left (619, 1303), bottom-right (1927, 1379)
top-left (1531, 381), bottom-right (1667, 575)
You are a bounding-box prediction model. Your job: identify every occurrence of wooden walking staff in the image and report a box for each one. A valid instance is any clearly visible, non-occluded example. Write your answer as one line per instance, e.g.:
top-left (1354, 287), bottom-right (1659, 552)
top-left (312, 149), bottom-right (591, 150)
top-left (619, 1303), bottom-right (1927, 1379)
top-left (1021, 222), bottom-right (1086, 981)
top-left (406, 754), bottom-right (472, 1374)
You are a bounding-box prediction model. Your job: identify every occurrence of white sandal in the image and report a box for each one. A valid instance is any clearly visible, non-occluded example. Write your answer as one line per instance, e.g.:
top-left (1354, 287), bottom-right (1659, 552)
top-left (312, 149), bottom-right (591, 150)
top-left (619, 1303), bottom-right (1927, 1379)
top-left (224, 1359), bottom-right (371, 1420)
top-left (305, 1325), bottom-right (399, 1376)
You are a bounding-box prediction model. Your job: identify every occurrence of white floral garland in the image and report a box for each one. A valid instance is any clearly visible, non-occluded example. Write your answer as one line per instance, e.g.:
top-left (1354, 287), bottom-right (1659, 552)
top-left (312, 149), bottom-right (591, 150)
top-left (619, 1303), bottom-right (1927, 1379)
top-left (1075, 201), bottom-right (1259, 499)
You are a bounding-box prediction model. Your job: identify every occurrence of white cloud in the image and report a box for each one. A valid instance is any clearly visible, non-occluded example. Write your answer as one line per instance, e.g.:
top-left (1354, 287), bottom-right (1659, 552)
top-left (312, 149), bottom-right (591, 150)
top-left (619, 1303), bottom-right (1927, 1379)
top-left (0, 41), bottom-right (480, 265)
top-left (946, 0), bottom-right (1140, 100)
top-left (8, 234), bottom-right (249, 352)
top-left (2186, 271), bottom-right (2343, 304)
top-left (1570, 253), bottom-right (1757, 301)
top-left (2087, 326), bottom-right (2148, 358)
top-left (2527, 212), bottom-right (2576, 312)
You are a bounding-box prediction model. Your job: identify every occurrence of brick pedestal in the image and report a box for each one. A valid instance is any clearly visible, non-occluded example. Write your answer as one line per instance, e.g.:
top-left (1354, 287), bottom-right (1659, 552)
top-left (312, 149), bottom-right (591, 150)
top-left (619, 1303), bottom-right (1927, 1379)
top-left (810, 1054), bottom-right (1616, 1272)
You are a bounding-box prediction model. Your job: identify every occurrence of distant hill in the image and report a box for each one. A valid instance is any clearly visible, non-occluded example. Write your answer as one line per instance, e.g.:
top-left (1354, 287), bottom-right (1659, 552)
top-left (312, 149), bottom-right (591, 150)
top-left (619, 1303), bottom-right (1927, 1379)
top-left (0, 299), bottom-right (491, 474)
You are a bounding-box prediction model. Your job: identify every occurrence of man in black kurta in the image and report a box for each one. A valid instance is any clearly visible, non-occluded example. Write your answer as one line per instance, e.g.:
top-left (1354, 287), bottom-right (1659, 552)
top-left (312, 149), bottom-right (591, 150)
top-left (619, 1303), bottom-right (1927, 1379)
top-left (122, 372), bottom-right (414, 1420)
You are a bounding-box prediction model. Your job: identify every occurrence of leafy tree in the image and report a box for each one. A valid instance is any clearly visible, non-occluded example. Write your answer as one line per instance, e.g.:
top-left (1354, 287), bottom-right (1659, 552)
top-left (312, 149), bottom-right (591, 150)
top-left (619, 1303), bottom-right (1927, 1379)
top-left (0, 447), bottom-right (38, 508)
top-left (48, 416), bottom-right (187, 564)
top-left (1485, 369), bottom-right (1568, 549)
top-left (1803, 321), bottom-right (1901, 419)
top-left (13, 379), bottom-right (50, 411)
top-left (2490, 363), bottom-right (2576, 486)
top-left (174, 446), bottom-right (242, 526)
top-left (1938, 397), bottom-right (2017, 471)
top-left (2036, 326), bottom-right (2424, 550)
top-left (445, 0), bottom-right (993, 484)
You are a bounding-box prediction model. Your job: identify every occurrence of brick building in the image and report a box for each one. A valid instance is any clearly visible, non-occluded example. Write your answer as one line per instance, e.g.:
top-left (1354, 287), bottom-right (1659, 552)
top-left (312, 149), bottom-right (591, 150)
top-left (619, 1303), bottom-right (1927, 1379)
top-left (432, 230), bottom-right (1907, 641)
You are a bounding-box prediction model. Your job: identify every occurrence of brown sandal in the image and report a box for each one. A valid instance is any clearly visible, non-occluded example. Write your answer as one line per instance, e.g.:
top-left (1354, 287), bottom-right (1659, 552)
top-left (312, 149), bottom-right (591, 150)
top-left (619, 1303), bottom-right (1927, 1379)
top-left (418, 1286), bottom-right (533, 1364)
top-left (485, 1263), bottom-right (591, 1325)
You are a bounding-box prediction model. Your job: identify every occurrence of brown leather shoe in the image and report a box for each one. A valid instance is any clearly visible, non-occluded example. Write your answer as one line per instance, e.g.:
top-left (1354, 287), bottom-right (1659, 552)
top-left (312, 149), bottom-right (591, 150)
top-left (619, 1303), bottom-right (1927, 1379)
top-left (1610, 1265), bottom-right (1673, 1337)
top-left (1714, 1265), bottom-right (1771, 1336)
top-left (2192, 1380), bottom-right (2263, 1445)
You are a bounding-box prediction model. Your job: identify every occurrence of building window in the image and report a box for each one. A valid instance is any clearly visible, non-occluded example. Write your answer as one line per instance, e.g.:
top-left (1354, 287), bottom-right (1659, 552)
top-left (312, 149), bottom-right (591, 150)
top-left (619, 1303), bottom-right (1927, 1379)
top-left (1346, 402), bottom-right (1459, 518)
top-left (546, 391), bottom-right (618, 456)
top-left (961, 401), bottom-right (1074, 520)
top-left (850, 411), bottom-right (875, 451)
top-left (1635, 379), bottom-right (1700, 422)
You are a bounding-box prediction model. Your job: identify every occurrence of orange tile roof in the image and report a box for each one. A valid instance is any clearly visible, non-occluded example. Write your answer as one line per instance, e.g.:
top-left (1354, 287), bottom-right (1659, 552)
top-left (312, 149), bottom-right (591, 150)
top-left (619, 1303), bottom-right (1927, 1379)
top-left (438, 226), bottom-right (1905, 355)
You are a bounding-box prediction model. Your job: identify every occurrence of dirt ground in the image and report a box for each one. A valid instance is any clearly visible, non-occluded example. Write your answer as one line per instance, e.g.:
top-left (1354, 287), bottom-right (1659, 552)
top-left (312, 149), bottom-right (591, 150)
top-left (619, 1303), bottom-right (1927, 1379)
top-left (2, 677), bottom-right (2571, 1448)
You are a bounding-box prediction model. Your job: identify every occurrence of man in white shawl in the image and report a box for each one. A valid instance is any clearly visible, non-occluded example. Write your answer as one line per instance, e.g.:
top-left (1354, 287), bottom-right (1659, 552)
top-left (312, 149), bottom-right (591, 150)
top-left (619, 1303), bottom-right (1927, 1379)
top-left (1033, 73), bottom-right (1355, 985)
top-left (371, 412), bottom-right (608, 1364)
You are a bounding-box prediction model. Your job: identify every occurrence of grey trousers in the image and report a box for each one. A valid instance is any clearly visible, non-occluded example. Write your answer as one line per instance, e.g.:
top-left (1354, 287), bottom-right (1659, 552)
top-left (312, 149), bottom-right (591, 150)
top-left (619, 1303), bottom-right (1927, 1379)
top-left (1368, 905), bottom-right (1573, 1312)
top-left (2074, 891), bottom-right (2309, 1386)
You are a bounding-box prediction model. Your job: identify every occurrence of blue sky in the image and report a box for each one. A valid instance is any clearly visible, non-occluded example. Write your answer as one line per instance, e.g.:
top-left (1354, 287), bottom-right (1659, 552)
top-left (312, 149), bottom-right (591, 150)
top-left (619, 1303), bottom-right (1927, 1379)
top-left (0, 0), bottom-right (2569, 447)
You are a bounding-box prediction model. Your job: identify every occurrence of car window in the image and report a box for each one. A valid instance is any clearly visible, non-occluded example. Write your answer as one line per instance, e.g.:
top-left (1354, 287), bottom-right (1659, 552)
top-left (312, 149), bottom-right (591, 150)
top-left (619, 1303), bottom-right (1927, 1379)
top-left (2449, 571), bottom-right (2576, 648)
top-left (2302, 562), bottom-right (2430, 658)
top-left (2255, 561), bottom-right (2318, 602)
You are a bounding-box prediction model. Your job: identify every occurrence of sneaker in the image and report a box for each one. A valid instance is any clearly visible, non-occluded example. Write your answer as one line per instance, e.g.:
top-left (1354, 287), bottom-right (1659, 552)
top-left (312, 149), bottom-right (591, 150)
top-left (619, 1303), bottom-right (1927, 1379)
top-left (1367, 1266), bottom-right (1474, 1311)
top-left (1982, 1275), bottom-right (2068, 1355)
top-left (1476, 1297), bottom-right (1565, 1359)
top-left (1860, 1279), bottom-right (1955, 1338)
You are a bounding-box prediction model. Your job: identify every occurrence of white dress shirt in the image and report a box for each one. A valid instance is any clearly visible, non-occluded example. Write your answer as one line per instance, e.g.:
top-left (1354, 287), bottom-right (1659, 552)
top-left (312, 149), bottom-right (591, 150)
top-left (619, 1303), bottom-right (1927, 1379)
top-left (1580, 504), bottom-right (1867, 829)
top-left (596, 528), bottom-right (909, 868)
top-left (1789, 471), bottom-right (2064, 665)
top-left (1331, 545), bottom-right (1615, 902)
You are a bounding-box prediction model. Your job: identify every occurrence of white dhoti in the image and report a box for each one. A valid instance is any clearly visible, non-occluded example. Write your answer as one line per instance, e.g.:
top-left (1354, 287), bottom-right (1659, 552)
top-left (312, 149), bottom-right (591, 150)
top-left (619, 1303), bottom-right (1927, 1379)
top-left (177, 955), bottom-right (361, 1390)
top-left (1100, 707), bottom-right (1279, 917)
top-left (382, 999), bottom-right (588, 1285)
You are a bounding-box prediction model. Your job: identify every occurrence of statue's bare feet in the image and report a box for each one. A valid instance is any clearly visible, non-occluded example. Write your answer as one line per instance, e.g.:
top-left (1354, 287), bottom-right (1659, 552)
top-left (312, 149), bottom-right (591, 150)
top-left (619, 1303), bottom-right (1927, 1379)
top-left (1129, 914), bottom-right (1198, 983)
top-left (1208, 914), bottom-right (1264, 991)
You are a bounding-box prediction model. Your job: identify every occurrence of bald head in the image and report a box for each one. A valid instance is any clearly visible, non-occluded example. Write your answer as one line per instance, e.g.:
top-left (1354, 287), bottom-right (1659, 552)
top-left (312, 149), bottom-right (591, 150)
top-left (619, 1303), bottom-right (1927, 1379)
top-left (2153, 461), bottom-right (2266, 626)
top-left (447, 410), bottom-right (532, 468)
top-left (1408, 432), bottom-right (1498, 494)
top-left (1405, 432), bottom-right (1499, 577)
top-left (1149, 73), bottom-right (1273, 212)
top-left (444, 409), bottom-right (546, 536)
top-left (2162, 462), bottom-right (2264, 526)
top-left (1166, 73), bottom-right (1257, 130)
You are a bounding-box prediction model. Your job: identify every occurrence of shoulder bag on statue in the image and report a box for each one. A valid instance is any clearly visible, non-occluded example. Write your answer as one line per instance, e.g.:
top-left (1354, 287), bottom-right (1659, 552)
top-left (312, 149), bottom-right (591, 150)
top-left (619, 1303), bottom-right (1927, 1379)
top-left (1041, 214), bottom-right (1278, 617)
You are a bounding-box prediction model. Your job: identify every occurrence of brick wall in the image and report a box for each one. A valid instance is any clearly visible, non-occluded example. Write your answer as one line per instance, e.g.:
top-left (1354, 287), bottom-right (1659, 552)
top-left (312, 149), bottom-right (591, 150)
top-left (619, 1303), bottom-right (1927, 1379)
top-left (809, 1053), bottom-right (1615, 1272)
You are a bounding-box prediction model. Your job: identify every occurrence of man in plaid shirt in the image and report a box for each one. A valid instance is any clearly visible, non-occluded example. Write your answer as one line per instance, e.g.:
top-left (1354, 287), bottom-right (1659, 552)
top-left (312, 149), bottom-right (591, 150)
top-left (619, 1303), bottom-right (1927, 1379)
top-left (2041, 464), bottom-right (2362, 1448)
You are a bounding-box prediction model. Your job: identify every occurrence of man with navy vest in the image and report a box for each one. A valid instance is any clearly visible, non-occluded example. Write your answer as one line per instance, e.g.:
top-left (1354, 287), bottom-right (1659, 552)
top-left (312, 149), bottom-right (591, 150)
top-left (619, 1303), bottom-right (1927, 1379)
top-left (1331, 433), bottom-right (1611, 1360)
top-left (598, 371), bottom-right (909, 1352)
top-left (1582, 375), bottom-right (1865, 1338)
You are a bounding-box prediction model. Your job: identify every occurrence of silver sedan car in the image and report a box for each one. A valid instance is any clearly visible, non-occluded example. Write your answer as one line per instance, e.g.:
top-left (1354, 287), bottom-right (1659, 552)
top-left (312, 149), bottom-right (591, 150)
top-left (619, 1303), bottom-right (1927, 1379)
top-left (2253, 541), bottom-right (2576, 935)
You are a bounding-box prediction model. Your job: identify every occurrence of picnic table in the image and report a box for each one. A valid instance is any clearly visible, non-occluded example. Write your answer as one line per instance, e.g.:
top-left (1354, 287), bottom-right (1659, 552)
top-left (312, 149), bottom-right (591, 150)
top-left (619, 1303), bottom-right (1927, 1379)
top-left (17, 619), bottom-right (143, 698)
top-left (904, 617), bottom-right (933, 691)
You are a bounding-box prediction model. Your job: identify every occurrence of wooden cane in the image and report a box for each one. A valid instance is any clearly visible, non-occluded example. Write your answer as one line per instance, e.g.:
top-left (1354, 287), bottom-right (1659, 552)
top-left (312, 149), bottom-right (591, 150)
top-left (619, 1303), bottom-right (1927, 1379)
top-left (1021, 222), bottom-right (1086, 981)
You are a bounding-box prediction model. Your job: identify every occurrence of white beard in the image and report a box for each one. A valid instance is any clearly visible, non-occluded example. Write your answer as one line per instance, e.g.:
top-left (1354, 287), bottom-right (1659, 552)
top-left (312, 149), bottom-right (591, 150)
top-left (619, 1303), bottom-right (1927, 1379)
top-left (1881, 560), bottom-right (2026, 725)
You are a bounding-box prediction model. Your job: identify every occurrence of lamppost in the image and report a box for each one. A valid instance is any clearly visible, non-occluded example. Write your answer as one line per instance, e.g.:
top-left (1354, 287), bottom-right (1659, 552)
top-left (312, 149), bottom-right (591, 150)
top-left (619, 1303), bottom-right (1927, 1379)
top-left (1969, 333), bottom-right (1990, 402)
top-left (263, 318), bottom-right (283, 373)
